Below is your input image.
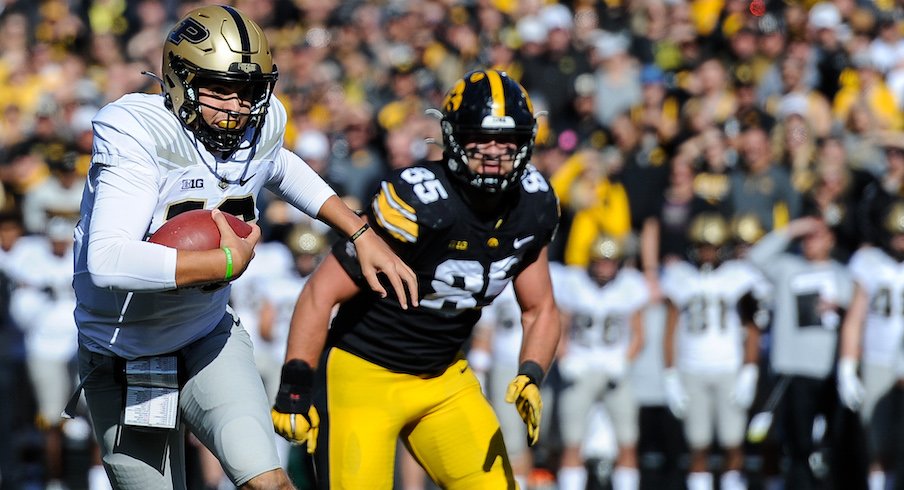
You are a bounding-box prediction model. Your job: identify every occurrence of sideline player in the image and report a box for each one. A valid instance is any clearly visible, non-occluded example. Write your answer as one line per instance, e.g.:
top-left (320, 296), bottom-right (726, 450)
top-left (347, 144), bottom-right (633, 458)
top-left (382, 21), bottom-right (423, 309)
top-left (839, 200), bottom-right (904, 490)
top-left (662, 213), bottom-right (763, 490)
top-left (553, 233), bottom-right (648, 490)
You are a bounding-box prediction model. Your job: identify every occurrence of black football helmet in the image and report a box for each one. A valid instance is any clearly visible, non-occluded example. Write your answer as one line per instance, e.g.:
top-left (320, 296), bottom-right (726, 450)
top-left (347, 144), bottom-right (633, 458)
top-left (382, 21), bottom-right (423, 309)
top-left (162, 5), bottom-right (278, 154)
top-left (440, 70), bottom-right (537, 193)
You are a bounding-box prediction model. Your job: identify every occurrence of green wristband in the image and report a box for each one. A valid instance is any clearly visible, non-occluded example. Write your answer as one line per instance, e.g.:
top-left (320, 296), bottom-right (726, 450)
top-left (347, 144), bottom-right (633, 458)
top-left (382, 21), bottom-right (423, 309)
top-left (222, 246), bottom-right (234, 280)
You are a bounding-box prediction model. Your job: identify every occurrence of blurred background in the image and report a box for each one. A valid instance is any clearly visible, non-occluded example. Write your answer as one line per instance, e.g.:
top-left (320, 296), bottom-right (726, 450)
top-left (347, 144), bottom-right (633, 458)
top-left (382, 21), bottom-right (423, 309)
top-left (0, 0), bottom-right (903, 489)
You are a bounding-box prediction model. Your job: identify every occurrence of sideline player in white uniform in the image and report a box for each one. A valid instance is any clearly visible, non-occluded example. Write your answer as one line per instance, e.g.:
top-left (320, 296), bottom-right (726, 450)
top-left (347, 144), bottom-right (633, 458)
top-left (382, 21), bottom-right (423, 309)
top-left (72, 6), bottom-right (416, 490)
top-left (553, 233), bottom-right (648, 490)
top-left (662, 213), bottom-right (762, 490)
top-left (10, 218), bottom-right (79, 490)
top-left (839, 200), bottom-right (904, 490)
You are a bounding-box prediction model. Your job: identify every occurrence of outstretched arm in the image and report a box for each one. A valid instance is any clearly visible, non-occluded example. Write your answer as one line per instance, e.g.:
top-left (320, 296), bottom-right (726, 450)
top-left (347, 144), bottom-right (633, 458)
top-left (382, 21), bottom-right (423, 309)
top-left (284, 253), bottom-right (360, 366)
top-left (315, 196), bottom-right (418, 310)
top-left (273, 253), bottom-right (360, 451)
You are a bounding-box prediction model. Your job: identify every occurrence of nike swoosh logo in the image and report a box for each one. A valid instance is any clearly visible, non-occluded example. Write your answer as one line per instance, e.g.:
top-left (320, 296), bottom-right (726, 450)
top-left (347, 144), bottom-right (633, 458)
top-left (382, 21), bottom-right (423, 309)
top-left (513, 235), bottom-right (535, 249)
top-left (238, 173), bottom-right (257, 186)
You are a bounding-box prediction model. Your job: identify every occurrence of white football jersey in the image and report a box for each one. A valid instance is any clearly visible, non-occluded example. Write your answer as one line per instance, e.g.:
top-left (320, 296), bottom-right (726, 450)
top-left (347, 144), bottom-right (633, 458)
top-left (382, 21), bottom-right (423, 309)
top-left (662, 260), bottom-right (761, 373)
top-left (228, 241), bottom-right (294, 343)
top-left (553, 264), bottom-right (649, 375)
top-left (8, 237), bottom-right (77, 361)
top-left (74, 93), bottom-right (336, 359)
top-left (478, 281), bottom-right (523, 367)
top-left (260, 271), bottom-right (313, 362)
top-left (849, 247), bottom-right (904, 368)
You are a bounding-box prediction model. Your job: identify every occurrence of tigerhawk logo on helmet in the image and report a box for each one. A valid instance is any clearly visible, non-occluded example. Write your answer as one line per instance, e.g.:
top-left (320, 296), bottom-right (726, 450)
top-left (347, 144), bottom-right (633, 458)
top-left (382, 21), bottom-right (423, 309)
top-left (439, 70), bottom-right (538, 193)
top-left (160, 5), bottom-right (278, 155)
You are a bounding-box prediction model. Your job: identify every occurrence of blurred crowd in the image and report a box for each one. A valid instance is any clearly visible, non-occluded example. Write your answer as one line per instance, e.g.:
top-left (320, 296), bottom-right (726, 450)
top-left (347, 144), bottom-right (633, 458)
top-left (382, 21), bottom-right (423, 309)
top-left (1, 0), bottom-right (904, 488)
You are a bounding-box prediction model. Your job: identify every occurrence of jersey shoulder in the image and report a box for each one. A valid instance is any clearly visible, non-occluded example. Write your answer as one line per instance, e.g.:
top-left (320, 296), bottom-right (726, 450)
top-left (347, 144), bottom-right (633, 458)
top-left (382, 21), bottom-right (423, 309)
top-left (93, 93), bottom-right (202, 170)
top-left (849, 246), bottom-right (891, 284)
top-left (661, 261), bottom-right (697, 301)
top-left (614, 267), bottom-right (649, 305)
top-left (369, 161), bottom-right (459, 244)
top-left (253, 95), bottom-right (288, 159)
top-left (513, 164), bottom-right (559, 235)
top-left (719, 260), bottom-right (762, 289)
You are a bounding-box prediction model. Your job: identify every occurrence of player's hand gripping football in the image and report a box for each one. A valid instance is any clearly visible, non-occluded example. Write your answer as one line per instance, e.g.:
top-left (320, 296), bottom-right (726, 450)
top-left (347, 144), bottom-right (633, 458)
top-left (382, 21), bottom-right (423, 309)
top-left (505, 362), bottom-right (544, 447)
top-left (271, 360), bottom-right (319, 453)
top-left (350, 224), bottom-right (419, 310)
top-left (212, 209), bottom-right (260, 280)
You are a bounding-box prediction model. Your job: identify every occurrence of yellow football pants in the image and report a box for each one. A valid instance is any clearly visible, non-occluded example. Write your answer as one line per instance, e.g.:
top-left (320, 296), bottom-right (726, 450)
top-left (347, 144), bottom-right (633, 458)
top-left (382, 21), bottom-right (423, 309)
top-left (315, 347), bottom-right (518, 489)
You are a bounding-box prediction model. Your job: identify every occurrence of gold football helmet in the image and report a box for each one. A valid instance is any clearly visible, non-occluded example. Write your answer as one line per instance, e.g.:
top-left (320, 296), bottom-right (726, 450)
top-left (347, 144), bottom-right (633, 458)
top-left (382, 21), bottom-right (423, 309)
top-left (688, 212), bottom-right (730, 247)
top-left (884, 201), bottom-right (904, 234)
top-left (588, 233), bottom-right (627, 262)
top-left (730, 213), bottom-right (766, 245)
top-left (162, 5), bottom-right (278, 154)
top-left (286, 223), bottom-right (328, 257)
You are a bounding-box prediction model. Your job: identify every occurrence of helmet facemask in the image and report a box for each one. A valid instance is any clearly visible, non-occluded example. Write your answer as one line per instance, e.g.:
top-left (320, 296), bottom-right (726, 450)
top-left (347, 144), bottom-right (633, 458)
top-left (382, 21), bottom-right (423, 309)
top-left (166, 55), bottom-right (276, 154)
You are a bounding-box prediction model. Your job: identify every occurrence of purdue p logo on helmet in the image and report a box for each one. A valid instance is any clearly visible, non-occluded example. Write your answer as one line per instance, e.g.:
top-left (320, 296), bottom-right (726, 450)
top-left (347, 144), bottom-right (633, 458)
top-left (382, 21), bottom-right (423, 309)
top-left (162, 5), bottom-right (278, 154)
top-left (440, 70), bottom-right (537, 193)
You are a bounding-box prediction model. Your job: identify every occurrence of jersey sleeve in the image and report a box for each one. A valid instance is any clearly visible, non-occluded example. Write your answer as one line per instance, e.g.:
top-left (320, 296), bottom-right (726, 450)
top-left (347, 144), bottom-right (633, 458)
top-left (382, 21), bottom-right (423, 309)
top-left (619, 267), bottom-right (650, 312)
top-left (267, 148), bottom-right (337, 218)
top-left (848, 247), bottom-right (878, 292)
top-left (660, 262), bottom-right (694, 307)
top-left (85, 103), bottom-right (179, 291)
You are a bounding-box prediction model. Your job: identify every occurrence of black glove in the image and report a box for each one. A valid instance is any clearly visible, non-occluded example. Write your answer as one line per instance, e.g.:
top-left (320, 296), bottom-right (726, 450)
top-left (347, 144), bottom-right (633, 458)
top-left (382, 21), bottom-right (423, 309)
top-left (271, 360), bottom-right (319, 453)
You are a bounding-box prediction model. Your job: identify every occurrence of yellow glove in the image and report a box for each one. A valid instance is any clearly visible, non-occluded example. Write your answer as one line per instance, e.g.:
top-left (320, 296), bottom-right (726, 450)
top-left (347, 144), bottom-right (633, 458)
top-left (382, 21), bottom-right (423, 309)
top-left (271, 360), bottom-right (319, 454)
top-left (271, 406), bottom-right (319, 454)
top-left (505, 361), bottom-right (545, 447)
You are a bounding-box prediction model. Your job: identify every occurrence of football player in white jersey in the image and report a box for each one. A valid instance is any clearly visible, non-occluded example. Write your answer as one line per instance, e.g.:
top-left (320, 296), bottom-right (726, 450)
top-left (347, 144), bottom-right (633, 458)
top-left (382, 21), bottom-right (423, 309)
top-left (255, 224), bottom-right (329, 399)
top-left (839, 200), bottom-right (904, 490)
top-left (72, 6), bottom-right (416, 490)
top-left (553, 233), bottom-right (648, 490)
top-left (662, 213), bottom-right (762, 490)
top-left (9, 218), bottom-right (80, 490)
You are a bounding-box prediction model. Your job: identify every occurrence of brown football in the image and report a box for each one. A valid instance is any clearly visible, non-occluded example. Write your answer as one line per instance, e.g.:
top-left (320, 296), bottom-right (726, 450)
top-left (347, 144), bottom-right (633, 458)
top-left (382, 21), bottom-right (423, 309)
top-left (149, 209), bottom-right (252, 251)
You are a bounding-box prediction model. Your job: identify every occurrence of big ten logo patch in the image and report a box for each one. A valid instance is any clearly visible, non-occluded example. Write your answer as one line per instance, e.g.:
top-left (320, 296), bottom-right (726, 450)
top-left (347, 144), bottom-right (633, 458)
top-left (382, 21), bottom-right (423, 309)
top-left (181, 178), bottom-right (204, 190)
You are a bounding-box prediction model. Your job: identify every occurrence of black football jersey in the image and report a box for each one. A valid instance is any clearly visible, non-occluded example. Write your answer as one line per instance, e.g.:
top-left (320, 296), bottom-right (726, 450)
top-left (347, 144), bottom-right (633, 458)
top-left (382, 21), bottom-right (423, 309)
top-left (330, 161), bottom-right (560, 375)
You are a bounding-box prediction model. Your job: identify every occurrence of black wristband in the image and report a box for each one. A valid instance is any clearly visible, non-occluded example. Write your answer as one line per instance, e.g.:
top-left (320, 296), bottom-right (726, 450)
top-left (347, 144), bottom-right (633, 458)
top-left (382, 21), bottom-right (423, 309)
top-left (274, 359), bottom-right (314, 413)
top-left (349, 223), bottom-right (370, 242)
top-left (518, 361), bottom-right (545, 386)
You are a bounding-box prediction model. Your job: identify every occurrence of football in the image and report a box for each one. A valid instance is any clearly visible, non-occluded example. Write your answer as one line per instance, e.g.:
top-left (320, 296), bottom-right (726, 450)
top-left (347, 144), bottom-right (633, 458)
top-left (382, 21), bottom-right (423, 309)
top-left (149, 209), bottom-right (252, 251)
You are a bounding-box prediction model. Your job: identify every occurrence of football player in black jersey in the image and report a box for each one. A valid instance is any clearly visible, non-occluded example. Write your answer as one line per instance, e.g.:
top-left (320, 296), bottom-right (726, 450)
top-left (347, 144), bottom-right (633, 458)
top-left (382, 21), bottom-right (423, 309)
top-left (271, 69), bottom-right (561, 488)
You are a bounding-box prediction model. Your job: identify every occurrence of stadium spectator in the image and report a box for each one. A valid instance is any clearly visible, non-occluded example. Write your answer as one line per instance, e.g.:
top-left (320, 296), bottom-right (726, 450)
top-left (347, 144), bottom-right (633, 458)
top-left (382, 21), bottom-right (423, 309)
top-left (729, 124), bottom-right (801, 231)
